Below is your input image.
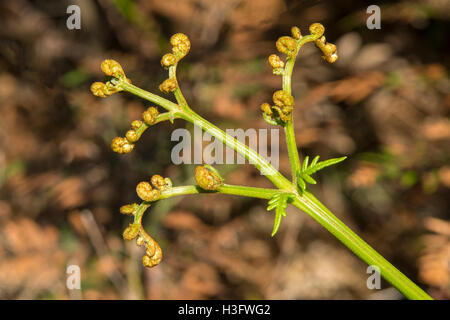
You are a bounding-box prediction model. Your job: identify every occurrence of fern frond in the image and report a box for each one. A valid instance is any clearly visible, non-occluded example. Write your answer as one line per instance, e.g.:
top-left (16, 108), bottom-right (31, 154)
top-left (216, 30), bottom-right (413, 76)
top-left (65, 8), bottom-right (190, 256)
top-left (297, 156), bottom-right (347, 191)
top-left (266, 192), bottom-right (293, 236)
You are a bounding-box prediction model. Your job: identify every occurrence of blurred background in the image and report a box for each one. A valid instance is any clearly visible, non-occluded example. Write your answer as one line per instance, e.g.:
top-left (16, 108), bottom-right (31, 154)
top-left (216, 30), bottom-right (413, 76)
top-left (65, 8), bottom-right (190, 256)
top-left (0, 0), bottom-right (449, 299)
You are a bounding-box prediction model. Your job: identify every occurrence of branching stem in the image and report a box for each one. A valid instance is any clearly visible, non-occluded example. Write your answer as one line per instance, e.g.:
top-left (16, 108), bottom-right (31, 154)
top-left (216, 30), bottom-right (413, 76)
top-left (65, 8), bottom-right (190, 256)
top-left (113, 30), bottom-right (432, 300)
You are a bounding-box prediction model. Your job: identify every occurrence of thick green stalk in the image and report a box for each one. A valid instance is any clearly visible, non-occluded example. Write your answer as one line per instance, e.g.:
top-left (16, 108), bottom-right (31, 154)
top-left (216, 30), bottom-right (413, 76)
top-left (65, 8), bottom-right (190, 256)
top-left (292, 192), bottom-right (432, 300)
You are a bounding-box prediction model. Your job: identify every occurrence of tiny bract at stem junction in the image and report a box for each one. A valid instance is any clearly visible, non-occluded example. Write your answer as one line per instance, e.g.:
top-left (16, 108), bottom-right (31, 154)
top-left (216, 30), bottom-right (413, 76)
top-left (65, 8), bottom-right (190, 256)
top-left (91, 23), bottom-right (432, 300)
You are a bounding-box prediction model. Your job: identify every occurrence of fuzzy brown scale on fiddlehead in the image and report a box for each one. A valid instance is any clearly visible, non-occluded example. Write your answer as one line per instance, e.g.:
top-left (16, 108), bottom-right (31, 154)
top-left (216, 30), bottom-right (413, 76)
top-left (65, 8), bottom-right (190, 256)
top-left (90, 82), bottom-right (120, 98)
top-left (120, 203), bottom-right (138, 215)
top-left (268, 54), bottom-right (285, 76)
top-left (136, 181), bottom-right (160, 202)
top-left (142, 107), bottom-right (159, 125)
top-left (151, 175), bottom-right (172, 191)
top-left (123, 223), bottom-right (140, 240)
top-left (125, 129), bottom-right (139, 143)
top-left (159, 78), bottom-right (178, 94)
top-left (273, 90), bottom-right (294, 108)
top-left (111, 137), bottom-right (134, 154)
top-left (161, 53), bottom-right (178, 68)
top-left (314, 36), bottom-right (338, 63)
top-left (261, 90), bottom-right (295, 124)
top-left (138, 226), bottom-right (162, 268)
top-left (309, 23), bottom-right (325, 37)
top-left (276, 36), bottom-right (298, 57)
top-left (101, 59), bottom-right (126, 78)
top-left (194, 165), bottom-right (223, 191)
top-left (135, 236), bottom-right (145, 247)
top-left (291, 26), bottom-right (302, 40)
top-left (260, 102), bottom-right (273, 116)
top-left (170, 33), bottom-right (191, 59)
top-left (142, 245), bottom-right (162, 268)
top-left (150, 175), bottom-right (166, 190)
top-left (131, 120), bottom-right (143, 130)
top-left (268, 54), bottom-right (284, 69)
top-left (91, 60), bottom-right (132, 98)
top-left (135, 173), bottom-right (173, 201)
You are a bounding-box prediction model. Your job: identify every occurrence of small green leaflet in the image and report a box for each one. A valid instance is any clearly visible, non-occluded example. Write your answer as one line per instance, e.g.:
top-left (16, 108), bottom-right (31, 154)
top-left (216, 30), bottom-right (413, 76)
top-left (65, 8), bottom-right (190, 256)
top-left (169, 111), bottom-right (175, 124)
top-left (296, 155), bottom-right (347, 192)
top-left (267, 192), bottom-right (294, 237)
top-left (262, 113), bottom-right (278, 125)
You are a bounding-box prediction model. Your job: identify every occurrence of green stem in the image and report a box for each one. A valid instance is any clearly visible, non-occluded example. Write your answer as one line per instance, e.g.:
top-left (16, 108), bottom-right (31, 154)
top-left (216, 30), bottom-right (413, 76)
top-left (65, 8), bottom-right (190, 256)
top-left (283, 54), bottom-right (301, 185)
top-left (284, 114), bottom-right (301, 185)
top-left (157, 184), bottom-right (279, 201)
top-left (169, 64), bottom-right (189, 109)
top-left (119, 82), bottom-right (181, 114)
top-left (133, 202), bottom-right (149, 224)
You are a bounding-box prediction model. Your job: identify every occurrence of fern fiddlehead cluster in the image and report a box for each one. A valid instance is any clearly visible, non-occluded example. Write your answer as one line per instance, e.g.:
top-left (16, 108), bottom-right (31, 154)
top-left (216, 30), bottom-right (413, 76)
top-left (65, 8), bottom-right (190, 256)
top-left (90, 23), bottom-right (432, 300)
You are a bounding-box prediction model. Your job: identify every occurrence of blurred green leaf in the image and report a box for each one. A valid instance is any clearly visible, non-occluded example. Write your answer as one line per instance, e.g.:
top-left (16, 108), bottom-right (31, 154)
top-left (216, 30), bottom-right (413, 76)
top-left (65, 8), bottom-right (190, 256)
top-left (60, 69), bottom-right (90, 88)
top-left (400, 171), bottom-right (418, 188)
top-left (233, 83), bottom-right (263, 99)
top-left (1, 159), bottom-right (26, 186)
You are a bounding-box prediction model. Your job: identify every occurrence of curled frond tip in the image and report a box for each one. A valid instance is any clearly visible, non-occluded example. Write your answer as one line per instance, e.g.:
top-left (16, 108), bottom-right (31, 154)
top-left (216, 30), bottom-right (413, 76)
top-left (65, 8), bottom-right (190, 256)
top-left (170, 33), bottom-right (191, 59)
top-left (101, 59), bottom-right (125, 78)
top-left (159, 78), bottom-right (178, 94)
top-left (195, 165), bottom-right (223, 191)
top-left (111, 137), bottom-right (134, 154)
